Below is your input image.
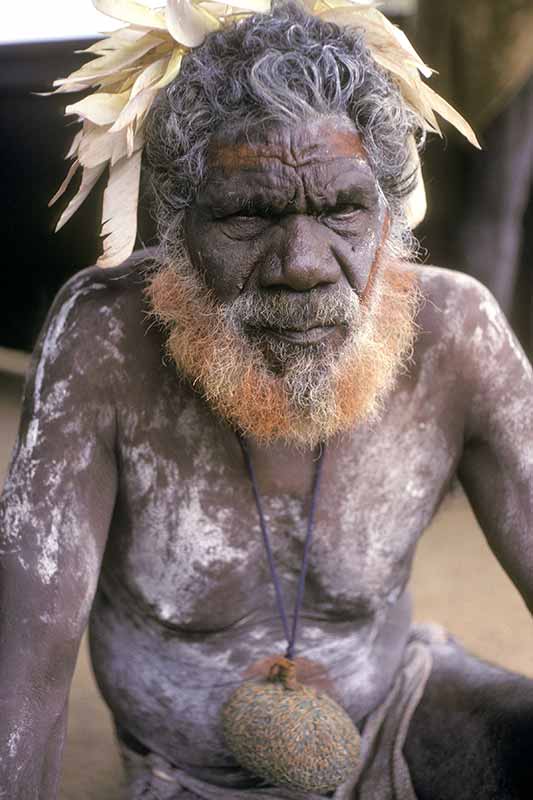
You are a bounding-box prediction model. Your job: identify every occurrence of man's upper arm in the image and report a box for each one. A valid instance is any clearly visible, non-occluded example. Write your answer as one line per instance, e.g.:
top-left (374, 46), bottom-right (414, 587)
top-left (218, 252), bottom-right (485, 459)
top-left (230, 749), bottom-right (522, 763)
top-left (0, 268), bottom-right (119, 672)
top-left (455, 276), bottom-right (533, 611)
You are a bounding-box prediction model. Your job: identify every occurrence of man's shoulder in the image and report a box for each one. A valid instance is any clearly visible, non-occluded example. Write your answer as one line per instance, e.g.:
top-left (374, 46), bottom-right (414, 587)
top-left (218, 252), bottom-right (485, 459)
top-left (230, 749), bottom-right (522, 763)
top-left (416, 263), bottom-right (494, 310)
top-left (411, 264), bottom-right (528, 394)
top-left (415, 264), bottom-right (500, 346)
top-left (37, 248), bottom-right (161, 376)
top-left (52, 248), bottom-right (153, 318)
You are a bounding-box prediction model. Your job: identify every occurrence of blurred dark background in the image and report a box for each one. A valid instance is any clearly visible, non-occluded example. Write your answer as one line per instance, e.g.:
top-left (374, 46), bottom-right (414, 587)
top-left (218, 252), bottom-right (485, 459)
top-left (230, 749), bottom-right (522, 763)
top-left (0, 39), bottom-right (156, 352)
top-left (414, 0), bottom-right (533, 355)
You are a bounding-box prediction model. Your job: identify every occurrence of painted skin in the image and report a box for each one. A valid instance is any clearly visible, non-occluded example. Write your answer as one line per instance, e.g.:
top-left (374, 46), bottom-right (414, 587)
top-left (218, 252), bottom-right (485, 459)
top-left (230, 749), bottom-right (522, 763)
top-left (1, 117), bottom-right (533, 798)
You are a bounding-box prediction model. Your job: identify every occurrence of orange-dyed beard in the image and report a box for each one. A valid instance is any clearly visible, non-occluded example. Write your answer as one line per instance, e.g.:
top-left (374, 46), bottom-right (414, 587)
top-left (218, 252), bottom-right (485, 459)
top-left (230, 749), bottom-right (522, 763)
top-left (145, 244), bottom-right (420, 448)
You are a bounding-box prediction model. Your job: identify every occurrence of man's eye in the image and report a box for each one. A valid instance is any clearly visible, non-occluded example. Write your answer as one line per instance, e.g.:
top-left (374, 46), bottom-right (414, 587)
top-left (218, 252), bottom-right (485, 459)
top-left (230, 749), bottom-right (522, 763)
top-left (324, 205), bottom-right (365, 222)
top-left (219, 215), bottom-right (271, 240)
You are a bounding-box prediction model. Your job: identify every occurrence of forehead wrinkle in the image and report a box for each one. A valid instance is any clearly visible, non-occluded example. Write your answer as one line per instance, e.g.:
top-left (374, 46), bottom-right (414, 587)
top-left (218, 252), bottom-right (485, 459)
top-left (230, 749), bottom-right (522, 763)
top-left (304, 159), bottom-right (376, 200)
top-left (207, 126), bottom-right (369, 173)
top-left (201, 176), bottom-right (299, 215)
top-left (202, 157), bottom-right (377, 215)
top-left (208, 149), bottom-right (368, 174)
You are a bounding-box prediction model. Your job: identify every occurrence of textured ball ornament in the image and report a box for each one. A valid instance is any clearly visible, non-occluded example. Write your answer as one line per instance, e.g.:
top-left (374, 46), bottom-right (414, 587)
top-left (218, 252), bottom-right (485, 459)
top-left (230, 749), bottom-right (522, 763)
top-left (222, 658), bottom-right (361, 794)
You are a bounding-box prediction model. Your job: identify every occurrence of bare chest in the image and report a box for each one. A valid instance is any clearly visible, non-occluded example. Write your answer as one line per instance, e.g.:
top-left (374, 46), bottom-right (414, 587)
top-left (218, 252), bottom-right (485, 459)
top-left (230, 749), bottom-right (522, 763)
top-left (106, 375), bottom-right (461, 631)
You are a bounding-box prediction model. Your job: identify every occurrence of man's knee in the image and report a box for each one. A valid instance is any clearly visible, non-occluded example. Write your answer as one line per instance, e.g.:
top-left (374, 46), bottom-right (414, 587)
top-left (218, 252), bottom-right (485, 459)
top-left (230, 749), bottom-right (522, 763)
top-left (404, 639), bottom-right (533, 800)
top-left (488, 699), bottom-right (533, 799)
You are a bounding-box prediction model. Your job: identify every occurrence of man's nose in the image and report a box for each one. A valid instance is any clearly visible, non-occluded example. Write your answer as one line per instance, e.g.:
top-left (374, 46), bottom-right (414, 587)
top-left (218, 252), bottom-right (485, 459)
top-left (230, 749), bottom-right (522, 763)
top-left (259, 215), bottom-right (342, 291)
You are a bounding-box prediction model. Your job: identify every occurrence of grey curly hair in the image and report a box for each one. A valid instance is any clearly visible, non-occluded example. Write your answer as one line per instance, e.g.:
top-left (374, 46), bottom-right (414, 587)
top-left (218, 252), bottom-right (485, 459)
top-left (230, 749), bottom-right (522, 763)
top-left (145, 0), bottom-right (423, 254)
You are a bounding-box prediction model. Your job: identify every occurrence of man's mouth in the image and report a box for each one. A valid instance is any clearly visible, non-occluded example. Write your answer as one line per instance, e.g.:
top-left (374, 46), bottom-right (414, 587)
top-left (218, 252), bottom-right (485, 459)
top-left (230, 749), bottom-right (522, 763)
top-left (260, 324), bottom-right (341, 345)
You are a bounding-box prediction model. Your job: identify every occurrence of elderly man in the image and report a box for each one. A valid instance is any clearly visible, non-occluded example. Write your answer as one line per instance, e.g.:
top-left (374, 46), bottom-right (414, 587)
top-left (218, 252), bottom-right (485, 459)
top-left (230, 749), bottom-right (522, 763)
top-left (1, 2), bottom-right (533, 798)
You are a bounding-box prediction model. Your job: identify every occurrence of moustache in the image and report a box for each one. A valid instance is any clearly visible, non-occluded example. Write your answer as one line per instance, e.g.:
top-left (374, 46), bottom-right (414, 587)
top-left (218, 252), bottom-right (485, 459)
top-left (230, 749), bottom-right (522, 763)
top-left (224, 287), bottom-right (361, 333)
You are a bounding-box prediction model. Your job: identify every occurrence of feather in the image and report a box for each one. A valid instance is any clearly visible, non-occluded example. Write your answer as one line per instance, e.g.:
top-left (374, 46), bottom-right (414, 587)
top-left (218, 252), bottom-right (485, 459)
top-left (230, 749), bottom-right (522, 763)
top-left (54, 32), bottom-right (162, 87)
top-left (109, 60), bottom-right (164, 129)
top-left (318, 3), bottom-right (477, 145)
top-left (80, 26), bottom-right (147, 54)
top-left (103, 72), bottom-right (139, 92)
top-left (92, 0), bottom-right (167, 30)
top-left (196, 1), bottom-right (224, 13)
top-left (363, 7), bottom-right (433, 78)
top-left (310, 0), bottom-right (374, 11)
top-left (78, 124), bottom-right (116, 167)
top-left (112, 126), bottom-right (144, 164)
top-left (403, 138), bottom-right (426, 229)
top-left (166, 0), bottom-right (220, 47)
top-left (319, 5), bottom-right (432, 79)
top-left (109, 25), bottom-right (153, 42)
top-left (369, 51), bottom-right (441, 131)
top-left (49, 160), bottom-right (81, 207)
top-left (70, 118), bottom-right (144, 170)
top-left (189, 0), bottom-right (268, 14)
top-left (153, 47), bottom-right (183, 88)
top-left (54, 163), bottom-right (107, 231)
top-left (65, 128), bottom-right (84, 159)
top-left (51, 72), bottom-right (135, 96)
top-left (97, 150), bottom-right (143, 267)
top-left (420, 84), bottom-right (481, 149)
top-left (222, 0), bottom-right (270, 11)
top-left (108, 86), bottom-right (159, 132)
top-left (46, 82), bottom-right (93, 95)
top-left (66, 92), bottom-right (130, 125)
top-left (126, 125), bottom-right (136, 157)
top-left (130, 56), bottom-right (169, 99)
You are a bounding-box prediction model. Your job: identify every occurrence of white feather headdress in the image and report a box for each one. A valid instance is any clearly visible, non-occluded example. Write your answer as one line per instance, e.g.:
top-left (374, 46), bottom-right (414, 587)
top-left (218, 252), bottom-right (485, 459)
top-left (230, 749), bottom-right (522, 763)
top-left (49, 0), bottom-right (479, 267)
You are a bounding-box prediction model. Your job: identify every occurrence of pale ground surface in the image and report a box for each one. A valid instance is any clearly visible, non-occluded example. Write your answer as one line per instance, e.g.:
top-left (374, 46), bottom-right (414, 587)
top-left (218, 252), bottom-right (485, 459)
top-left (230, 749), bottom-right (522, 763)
top-left (1, 368), bottom-right (532, 800)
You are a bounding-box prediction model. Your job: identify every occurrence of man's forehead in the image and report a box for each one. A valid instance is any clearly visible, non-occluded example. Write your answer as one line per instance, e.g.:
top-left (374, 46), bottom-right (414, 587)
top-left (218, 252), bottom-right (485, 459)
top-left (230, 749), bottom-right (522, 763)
top-left (207, 116), bottom-right (369, 173)
top-left (197, 116), bottom-right (379, 213)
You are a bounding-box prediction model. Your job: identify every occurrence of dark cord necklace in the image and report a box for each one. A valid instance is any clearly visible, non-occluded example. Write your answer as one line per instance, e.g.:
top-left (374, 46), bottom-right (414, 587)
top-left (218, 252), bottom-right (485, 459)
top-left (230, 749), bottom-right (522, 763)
top-left (222, 434), bottom-right (361, 794)
top-left (237, 433), bottom-right (326, 661)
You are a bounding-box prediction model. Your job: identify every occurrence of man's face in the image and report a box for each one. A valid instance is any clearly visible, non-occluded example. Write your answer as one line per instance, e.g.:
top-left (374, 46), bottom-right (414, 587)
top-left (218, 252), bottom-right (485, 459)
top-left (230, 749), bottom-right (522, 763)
top-left (149, 114), bottom-right (416, 446)
top-left (184, 115), bottom-right (387, 362)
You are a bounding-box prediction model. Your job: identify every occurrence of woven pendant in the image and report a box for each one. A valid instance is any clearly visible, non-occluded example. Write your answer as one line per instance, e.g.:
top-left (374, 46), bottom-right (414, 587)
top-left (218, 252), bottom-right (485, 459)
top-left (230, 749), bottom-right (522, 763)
top-left (222, 658), bottom-right (361, 794)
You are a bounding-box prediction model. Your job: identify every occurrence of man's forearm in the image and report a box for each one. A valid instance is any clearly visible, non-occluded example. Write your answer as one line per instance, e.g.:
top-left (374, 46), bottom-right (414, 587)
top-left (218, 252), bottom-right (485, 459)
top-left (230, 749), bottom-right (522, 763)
top-left (0, 700), bottom-right (68, 800)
